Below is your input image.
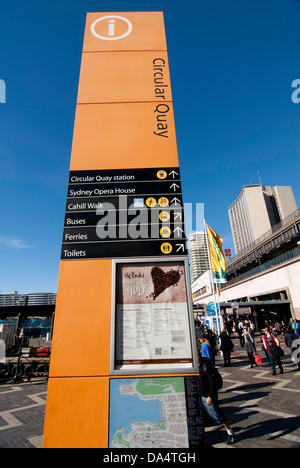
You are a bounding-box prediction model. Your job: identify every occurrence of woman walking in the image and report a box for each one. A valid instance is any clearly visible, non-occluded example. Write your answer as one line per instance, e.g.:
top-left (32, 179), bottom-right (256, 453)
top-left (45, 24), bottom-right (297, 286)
top-left (243, 326), bottom-right (257, 368)
top-left (262, 327), bottom-right (283, 375)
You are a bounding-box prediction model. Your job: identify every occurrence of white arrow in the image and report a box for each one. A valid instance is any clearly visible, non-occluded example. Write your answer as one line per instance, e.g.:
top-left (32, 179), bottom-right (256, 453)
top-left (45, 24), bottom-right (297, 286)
top-left (169, 170), bottom-right (179, 179)
top-left (171, 197), bottom-right (181, 206)
top-left (176, 244), bottom-right (185, 252)
top-left (174, 227), bottom-right (184, 236)
top-left (170, 183), bottom-right (180, 192)
top-left (174, 212), bottom-right (182, 221)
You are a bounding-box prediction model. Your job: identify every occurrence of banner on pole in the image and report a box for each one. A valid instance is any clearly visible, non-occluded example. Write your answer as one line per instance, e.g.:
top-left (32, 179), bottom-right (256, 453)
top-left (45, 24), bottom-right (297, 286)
top-left (206, 224), bottom-right (227, 284)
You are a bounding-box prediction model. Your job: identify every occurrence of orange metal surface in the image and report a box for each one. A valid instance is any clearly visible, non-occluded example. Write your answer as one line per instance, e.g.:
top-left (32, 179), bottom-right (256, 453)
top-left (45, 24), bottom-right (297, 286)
top-left (43, 376), bottom-right (110, 448)
top-left (69, 102), bottom-right (179, 171)
top-left (77, 51), bottom-right (172, 104)
top-left (83, 12), bottom-right (167, 52)
top-left (48, 259), bottom-right (112, 378)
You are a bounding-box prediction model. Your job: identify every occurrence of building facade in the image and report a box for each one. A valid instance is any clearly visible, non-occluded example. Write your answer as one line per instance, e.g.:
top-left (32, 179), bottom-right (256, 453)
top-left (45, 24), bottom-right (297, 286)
top-left (188, 231), bottom-right (210, 281)
top-left (228, 185), bottom-right (297, 255)
top-left (0, 292), bottom-right (56, 307)
top-left (192, 207), bottom-right (300, 327)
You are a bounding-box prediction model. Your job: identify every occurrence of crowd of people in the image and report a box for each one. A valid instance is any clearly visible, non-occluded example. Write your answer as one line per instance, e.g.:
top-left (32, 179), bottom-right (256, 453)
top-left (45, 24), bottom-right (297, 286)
top-left (196, 317), bottom-right (300, 373)
top-left (195, 316), bottom-right (300, 445)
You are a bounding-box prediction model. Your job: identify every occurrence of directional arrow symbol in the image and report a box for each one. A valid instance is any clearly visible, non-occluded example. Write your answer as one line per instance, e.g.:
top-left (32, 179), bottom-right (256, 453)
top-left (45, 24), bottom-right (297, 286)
top-left (174, 212), bottom-right (182, 221)
top-left (171, 197), bottom-right (181, 206)
top-left (169, 170), bottom-right (179, 179)
top-left (176, 243), bottom-right (185, 252)
top-left (170, 183), bottom-right (180, 192)
top-left (174, 227), bottom-right (184, 237)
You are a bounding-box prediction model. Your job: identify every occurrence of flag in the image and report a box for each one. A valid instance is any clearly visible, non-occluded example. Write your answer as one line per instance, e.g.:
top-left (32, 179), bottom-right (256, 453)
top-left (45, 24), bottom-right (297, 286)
top-left (206, 224), bottom-right (227, 284)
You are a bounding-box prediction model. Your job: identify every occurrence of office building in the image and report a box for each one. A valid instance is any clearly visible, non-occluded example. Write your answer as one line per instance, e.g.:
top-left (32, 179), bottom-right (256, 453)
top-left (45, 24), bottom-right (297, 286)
top-left (0, 292), bottom-right (56, 307)
top-left (188, 231), bottom-right (210, 280)
top-left (228, 184), bottom-right (297, 255)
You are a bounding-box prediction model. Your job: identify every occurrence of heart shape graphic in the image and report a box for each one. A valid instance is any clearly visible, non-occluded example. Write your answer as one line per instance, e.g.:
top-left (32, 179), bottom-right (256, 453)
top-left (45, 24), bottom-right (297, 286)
top-left (150, 266), bottom-right (181, 300)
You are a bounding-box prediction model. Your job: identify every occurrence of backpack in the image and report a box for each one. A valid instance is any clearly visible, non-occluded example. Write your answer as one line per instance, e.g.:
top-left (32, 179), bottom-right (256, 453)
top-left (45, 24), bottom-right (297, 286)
top-left (203, 361), bottom-right (223, 390)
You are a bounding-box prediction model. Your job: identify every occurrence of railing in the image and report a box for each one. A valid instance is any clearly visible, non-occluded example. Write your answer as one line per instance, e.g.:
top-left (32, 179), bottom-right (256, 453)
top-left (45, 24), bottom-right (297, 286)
top-left (0, 347), bottom-right (50, 384)
top-left (224, 245), bottom-right (300, 288)
top-left (228, 207), bottom-right (300, 265)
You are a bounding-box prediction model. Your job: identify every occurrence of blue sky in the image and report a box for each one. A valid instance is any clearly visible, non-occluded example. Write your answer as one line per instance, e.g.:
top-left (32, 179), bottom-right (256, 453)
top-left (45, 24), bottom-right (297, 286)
top-left (0, 0), bottom-right (300, 293)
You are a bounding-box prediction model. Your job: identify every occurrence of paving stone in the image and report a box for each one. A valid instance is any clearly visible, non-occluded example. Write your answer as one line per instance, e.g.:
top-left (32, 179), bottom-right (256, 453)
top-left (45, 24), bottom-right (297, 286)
top-left (0, 335), bottom-right (299, 448)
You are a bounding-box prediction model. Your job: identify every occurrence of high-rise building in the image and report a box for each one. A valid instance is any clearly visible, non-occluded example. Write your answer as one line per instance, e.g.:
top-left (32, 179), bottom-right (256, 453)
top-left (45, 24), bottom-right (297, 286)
top-left (188, 231), bottom-right (210, 280)
top-left (228, 185), bottom-right (297, 255)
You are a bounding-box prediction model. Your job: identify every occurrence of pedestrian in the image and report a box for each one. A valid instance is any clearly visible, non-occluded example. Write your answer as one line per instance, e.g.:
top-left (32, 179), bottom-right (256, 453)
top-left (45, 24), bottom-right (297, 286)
top-left (280, 320), bottom-right (287, 336)
top-left (262, 327), bottom-right (283, 376)
top-left (294, 320), bottom-right (300, 338)
top-left (238, 320), bottom-right (245, 347)
top-left (198, 350), bottom-right (235, 445)
top-left (219, 330), bottom-right (234, 367)
top-left (249, 320), bottom-right (255, 333)
top-left (224, 321), bottom-right (232, 336)
top-left (198, 334), bottom-right (212, 361)
top-left (242, 326), bottom-right (257, 368)
top-left (207, 329), bottom-right (217, 365)
top-left (260, 330), bottom-right (271, 367)
top-left (284, 326), bottom-right (300, 371)
top-left (232, 323), bottom-right (238, 338)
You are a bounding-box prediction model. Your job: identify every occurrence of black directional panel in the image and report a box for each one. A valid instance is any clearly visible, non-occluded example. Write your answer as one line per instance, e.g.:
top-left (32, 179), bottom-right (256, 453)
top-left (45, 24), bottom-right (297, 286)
top-left (61, 167), bottom-right (187, 259)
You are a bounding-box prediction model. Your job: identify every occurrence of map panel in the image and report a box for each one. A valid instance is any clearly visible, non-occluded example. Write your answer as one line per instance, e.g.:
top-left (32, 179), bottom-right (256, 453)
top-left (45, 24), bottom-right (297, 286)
top-left (109, 377), bottom-right (189, 448)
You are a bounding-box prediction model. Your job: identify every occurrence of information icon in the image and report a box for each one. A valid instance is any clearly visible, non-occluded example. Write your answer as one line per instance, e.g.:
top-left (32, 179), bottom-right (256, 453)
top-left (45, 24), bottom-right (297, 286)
top-left (90, 15), bottom-right (133, 41)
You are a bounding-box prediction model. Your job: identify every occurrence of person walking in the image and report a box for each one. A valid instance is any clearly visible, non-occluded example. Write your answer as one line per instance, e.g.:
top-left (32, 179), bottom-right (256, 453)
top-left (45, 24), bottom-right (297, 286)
top-left (294, 320), bottom-right (300, 338)
top-left (219, 330), bottom-right (234, 367)
top-left (198, 333), bottom-right (212, 361)
top-left (242, 326), bottom-right (257, 368)
top-left (206, 329), bottom-right (217, 365)
top-left (238, 320), bottom-right (245, 347)
top-left (262, 327), bottom-right (283, 375)
top-left (249, 320), bottom-right (255, 333)
top-left (260, 330), bottom-right (271, 367)
top-left (284, 326), bottom-right (300, 371)
top-left (198, 350), bottom-right (235, 445)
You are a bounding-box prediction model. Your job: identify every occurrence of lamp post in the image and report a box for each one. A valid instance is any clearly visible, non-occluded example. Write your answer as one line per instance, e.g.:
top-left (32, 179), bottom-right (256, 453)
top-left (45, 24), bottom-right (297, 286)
top-left (231, 301), bottom-right (239, 322)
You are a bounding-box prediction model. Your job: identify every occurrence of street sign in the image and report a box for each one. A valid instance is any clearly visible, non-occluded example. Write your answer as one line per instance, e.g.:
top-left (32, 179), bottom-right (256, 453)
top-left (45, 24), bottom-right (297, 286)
top-left (44, 12), bottom-right (202, 450)
top-left (61, 167), bottom-right (187, 259)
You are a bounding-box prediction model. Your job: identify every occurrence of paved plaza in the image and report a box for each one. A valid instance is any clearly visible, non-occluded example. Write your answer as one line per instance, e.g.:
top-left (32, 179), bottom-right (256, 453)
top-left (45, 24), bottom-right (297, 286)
top-left (0, 335), bottom-right (300, 449)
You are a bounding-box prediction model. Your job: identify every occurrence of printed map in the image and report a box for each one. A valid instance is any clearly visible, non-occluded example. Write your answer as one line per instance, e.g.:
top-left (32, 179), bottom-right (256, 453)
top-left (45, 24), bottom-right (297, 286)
top-left (109, 377), bottom-right (189, 448)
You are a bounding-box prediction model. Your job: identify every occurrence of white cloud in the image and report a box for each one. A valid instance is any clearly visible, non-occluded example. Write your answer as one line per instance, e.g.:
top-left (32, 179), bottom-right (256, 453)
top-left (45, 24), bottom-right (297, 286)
top-left (0, 237), bottom-right (32, 249)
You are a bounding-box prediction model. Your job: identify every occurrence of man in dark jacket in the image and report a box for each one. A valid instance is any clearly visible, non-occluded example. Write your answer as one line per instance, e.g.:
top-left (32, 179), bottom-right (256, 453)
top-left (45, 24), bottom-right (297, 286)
top-left (199, 353), bottom-right (235, 445)
top-left (219, 330), bottom-right (234, 367)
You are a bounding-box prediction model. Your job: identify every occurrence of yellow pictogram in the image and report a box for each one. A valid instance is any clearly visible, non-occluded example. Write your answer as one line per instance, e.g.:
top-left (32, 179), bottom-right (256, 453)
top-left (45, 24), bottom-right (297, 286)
top-left (159, 211), bottom-right (170, 222)
top-left (160, 242), bottom-right (172, 254)
top-left (146, 197), bottom-right (157, 207)
top-left (160, 226), bottom-right (171, 238)
top-left (158, 197), bottom-right (169, 207)
top-left (157, 170), bottom-right (167, 179)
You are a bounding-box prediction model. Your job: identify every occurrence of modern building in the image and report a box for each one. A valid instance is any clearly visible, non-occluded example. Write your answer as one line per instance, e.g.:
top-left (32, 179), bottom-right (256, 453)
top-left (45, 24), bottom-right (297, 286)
top-left (188, 231), bottom-right (210, 281)
top-left (192, 207), bottom-right (300, 328)
top-left (0, 292), bottom-right (56, 307)
top-left (228, 185), bottom-right (297, 255)
top-left (0, 292), bottom-right (56, 352)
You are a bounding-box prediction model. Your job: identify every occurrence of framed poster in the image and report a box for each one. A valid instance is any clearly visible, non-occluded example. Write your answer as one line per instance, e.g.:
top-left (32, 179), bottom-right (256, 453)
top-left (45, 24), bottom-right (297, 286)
top-left (111, 257), bottom-right (198, 374)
